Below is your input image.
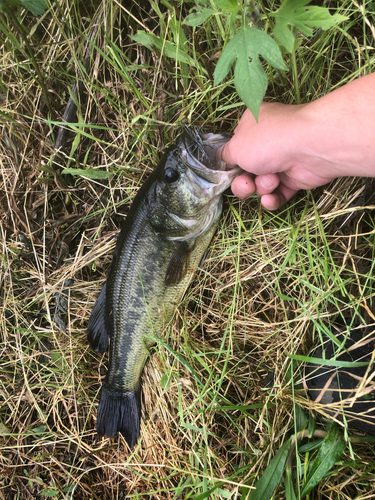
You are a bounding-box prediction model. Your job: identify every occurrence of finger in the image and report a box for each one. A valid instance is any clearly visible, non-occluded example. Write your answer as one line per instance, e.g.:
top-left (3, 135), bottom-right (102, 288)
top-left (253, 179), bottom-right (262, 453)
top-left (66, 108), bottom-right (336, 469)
top-left (260, 184), bottom-right (299, 210)
top-left (231, 173), bottom-right (256, 198)
top-left (216, 142), bottom-right (237, 168)
top-left (254, 174), bottom-right (280, 196)
top-left (216, 145), bottom-right (224, 161)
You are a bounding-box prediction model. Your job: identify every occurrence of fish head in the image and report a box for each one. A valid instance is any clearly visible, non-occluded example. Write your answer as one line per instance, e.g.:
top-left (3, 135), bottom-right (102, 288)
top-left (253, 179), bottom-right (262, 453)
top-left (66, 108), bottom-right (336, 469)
top-left (150, 127), bottom-right (241, 240)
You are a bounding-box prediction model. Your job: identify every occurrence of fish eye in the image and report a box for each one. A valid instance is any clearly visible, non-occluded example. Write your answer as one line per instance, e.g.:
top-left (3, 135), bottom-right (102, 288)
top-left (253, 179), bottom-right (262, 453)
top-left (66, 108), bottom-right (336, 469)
top-left (164, 168), bottom-right (180, 184)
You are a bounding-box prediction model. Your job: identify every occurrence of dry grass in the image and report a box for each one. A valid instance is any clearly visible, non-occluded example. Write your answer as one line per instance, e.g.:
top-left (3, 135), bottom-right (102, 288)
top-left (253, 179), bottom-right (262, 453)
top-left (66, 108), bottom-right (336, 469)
top-left (1, 0), bottom-right (375, 498)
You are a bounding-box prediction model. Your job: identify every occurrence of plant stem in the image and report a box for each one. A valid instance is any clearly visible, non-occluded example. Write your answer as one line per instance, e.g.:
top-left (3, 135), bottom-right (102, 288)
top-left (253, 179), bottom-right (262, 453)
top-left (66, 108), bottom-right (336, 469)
top-left (291, 28), bottom-right (301, 104)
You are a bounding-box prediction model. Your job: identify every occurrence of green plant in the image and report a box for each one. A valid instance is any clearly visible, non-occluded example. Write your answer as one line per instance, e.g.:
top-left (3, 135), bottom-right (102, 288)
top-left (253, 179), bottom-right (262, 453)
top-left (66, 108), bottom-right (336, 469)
top-left (246, 414), bottom-right (347, 499)
top-left (131, 0), bottom-right (348, 119)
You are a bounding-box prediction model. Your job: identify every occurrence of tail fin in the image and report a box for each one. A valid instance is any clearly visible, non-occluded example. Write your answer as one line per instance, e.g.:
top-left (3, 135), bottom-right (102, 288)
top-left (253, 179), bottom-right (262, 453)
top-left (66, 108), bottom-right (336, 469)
top-left (96, 384), bottom-right (141, 447)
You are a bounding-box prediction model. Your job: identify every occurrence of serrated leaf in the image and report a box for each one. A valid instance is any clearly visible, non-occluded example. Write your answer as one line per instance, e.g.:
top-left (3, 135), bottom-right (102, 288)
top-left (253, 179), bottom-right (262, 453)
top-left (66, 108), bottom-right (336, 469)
top-left (272, 0), bottom-right (348, 52)
top-left (62, 168), bottom-right (112, 179)
top-left (183, 7), bottom-right (215, 26)
top-left (234, 57), bottom-right (268, 122)
top-left (215, 0), bottom-right (238, 13)
top-left (248, 438), bottom-right (291, 500)
top-left (214, 25), bottom-right (287, 120)
top-left (20, 0), bottom-right (48, 15)
top-left (300, 424), bottom-right (345, 498)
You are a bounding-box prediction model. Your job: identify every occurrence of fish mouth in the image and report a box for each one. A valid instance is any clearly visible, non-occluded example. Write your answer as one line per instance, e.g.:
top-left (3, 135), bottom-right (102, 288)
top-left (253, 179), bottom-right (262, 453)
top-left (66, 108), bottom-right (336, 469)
top-left (179, 127), bottom-right (241, 195)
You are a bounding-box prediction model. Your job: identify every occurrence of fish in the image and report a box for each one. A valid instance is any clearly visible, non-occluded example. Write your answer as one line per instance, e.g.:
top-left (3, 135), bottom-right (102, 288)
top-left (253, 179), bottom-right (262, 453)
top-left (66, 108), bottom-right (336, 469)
top-left (87, 126), bottom-right (240, 447)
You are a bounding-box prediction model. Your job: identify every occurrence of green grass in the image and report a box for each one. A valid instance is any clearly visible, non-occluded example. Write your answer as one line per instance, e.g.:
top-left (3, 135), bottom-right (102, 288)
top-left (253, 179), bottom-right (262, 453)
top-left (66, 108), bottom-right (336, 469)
top-left (1, 0), bottom-right (375, 498)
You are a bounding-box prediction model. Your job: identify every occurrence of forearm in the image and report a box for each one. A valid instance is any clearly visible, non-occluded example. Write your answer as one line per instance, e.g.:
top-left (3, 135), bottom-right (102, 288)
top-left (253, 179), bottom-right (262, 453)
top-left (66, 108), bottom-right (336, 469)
top-left (223, 73), bottom-right (375, 175)
top-left (298, 73), bottom-right (375, 178)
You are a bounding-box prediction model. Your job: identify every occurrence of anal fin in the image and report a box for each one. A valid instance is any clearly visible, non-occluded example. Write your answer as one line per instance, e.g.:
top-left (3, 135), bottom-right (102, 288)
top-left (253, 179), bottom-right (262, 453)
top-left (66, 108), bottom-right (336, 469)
top-left (87, 282), bottom-right (110, 353)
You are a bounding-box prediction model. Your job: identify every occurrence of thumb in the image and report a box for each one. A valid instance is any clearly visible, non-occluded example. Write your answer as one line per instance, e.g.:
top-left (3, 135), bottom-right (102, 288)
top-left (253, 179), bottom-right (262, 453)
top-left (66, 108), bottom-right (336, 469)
top-left (216, 142), bottom-right (237, 168)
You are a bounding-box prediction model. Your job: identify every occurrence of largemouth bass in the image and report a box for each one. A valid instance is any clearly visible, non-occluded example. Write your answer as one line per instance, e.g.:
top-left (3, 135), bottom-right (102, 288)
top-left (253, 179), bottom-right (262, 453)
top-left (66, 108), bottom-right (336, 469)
top-left (87, 127), bottom-right (240, 447)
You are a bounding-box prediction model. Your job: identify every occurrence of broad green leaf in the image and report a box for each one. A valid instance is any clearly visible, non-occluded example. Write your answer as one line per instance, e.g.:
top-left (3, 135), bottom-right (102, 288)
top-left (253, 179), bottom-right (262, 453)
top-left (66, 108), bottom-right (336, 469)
top-left (215, 0), bottom-right (238, 13)
top-left (216, 488), bottom-right (232, 499)
top-left (299, 438), bottom-right (324, 453)
top-left (160, 372), bottom-right (171, 390)
top-left (248, 438), bottom-right (291, 500)
top-left (41, 489), bottom-right (59, 497)
top-left (295, 404), bottom-right (307, 432)
top-left (272, 0), bottom-right (348, 52)
top-left (131, 31), bottom-right (199, 68)
top-left (62, 168), bottom-right (112, 179)
top-left (308, 413), bottom-right (316, 438)
top-left (300, 424), bottom-right (346, 498)
top-left (20, 0), bottom-right (48, 15)
top-left (130, 31), bottom-right (156, 47)
top-left (51, 351), bottom-right (63, 368)
top-left (183, 7), bottom-right (215, 26)
top-left (31, 425), bottom-right (46, 434)
top-left (214, 25), bottom-right (287, 120)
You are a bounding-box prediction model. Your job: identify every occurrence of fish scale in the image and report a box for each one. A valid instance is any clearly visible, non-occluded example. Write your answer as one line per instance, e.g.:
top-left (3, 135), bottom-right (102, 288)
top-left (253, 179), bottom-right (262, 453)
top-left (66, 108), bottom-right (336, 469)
top-left (87, 127), bottom-right (240, 447)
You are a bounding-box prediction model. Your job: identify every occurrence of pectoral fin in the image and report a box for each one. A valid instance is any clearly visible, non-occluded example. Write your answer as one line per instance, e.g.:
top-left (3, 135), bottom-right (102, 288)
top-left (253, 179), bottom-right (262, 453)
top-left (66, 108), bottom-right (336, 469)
top-left (165, 241), bottom-right (195, 286)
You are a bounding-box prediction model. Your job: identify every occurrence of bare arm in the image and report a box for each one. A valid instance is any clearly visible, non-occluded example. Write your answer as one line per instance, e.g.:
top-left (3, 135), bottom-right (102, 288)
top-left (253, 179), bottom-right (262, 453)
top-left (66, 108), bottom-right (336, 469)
top-left (219, 73), bottom-right (375, 210)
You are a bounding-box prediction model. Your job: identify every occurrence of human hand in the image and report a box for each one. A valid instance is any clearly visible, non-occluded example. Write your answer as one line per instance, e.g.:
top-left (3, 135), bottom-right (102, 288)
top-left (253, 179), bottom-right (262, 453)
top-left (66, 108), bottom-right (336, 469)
top-left (219, 74), bottom-right (375, 210)
top-left (218, 104), bottom-right (337, 210)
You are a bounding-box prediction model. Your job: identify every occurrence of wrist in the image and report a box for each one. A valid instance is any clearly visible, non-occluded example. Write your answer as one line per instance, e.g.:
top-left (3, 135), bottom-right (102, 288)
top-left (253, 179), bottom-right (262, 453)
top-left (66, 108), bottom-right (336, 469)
top-left (296, 76), bottom-right (375, 179)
